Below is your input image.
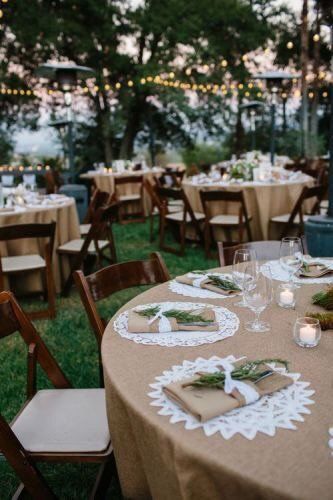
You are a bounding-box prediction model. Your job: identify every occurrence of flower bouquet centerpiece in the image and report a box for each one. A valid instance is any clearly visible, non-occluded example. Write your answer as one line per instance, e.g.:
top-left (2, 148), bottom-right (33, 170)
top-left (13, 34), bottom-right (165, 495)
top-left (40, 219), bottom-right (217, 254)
top-left (229, 160), bottom-right (257, 182)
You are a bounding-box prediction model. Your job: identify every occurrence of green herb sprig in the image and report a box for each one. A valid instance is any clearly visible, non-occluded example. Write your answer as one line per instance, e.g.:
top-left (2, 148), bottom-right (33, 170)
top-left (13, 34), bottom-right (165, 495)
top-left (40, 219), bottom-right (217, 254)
top-left (191, 271), bottom-right (240, 291)
top-left (306, 312), bottom-right (333, 330)
top-left (182, 359), bottom-right (289, 389)
top-left (312, 286), bottom-right (333, 310)
top-left (136, 306), bottom-right (213, 324)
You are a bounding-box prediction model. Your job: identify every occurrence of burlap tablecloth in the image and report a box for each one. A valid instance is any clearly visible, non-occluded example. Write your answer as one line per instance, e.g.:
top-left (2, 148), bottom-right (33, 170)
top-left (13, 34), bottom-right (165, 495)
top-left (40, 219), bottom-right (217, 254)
top-left (81, 169), bottom-right (163, 216)
top-left (183, 177), bottom-right (314, 240)
top-left (102, 267), bottom-right (333, 500)
top-left (0, 198), bottom-right (80, 293)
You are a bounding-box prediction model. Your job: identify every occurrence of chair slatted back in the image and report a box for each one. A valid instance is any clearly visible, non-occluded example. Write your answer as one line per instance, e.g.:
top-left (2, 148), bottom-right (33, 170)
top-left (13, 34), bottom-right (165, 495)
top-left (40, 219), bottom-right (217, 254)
top-left (218, 241), bottom-right (282, 267)
top-left (83, 189), bottom-right (111, 224)
top-left (281, 184), bottom-right (326, 239)
top-left (0, 291), bottom-right (71, 389)
top-left (0, 222), bottom-right (56, 253)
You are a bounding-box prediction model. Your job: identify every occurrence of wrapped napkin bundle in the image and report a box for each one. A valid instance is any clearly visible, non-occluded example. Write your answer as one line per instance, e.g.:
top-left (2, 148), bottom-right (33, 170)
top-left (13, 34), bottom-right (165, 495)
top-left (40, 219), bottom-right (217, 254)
top-left (128, 305), bottom-right (218, 334)
top-left (299, 262), bottom-right (333, 278)
top-left (175, 272), bottom-right (240, 296)
top-left (163, 359), bottom-right (292, 422)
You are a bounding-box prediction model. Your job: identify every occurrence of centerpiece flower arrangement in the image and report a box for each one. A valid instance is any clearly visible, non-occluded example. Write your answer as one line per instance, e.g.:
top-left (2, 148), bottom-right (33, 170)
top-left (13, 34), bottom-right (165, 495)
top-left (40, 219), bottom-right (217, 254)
top-left (229, 160), bottom-right (257, 181)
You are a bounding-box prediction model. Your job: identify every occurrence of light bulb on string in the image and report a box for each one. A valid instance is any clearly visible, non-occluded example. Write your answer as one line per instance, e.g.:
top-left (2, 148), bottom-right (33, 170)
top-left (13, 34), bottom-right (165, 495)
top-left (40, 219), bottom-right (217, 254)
top-left (313, 34), bottom-right (320, 42)
top-left (287, 41), bottom-right (293, 49)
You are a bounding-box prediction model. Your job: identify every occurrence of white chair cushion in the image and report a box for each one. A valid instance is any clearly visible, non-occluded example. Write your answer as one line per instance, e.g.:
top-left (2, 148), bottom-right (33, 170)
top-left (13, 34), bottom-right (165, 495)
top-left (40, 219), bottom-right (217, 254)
top-left (168, 200), bottom-right (184, 207)
top-left (165, 211), bottom-right (205, 222)
top-left (1, 255), bottom-right (46, 273)
top-left (119, 194), bottom-right (141, 202)
top-left (271, 213), bottom-right (310, 224)
top-left (12, 389), bottom-right (110, 453)
top-left (209, 214), bottom-right (241, 225)
top-left (58, 239), bottom-right (109, 254)
top-left (80, 223), bottom-right (91, 236)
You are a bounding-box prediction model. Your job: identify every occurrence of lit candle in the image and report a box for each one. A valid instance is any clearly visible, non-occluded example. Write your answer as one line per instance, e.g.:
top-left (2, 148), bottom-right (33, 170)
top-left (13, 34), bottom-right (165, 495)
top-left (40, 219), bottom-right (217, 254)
top-left (299, 325), bottom-right (316, 344)
top-left (280, 289), bottom-right (294, 305)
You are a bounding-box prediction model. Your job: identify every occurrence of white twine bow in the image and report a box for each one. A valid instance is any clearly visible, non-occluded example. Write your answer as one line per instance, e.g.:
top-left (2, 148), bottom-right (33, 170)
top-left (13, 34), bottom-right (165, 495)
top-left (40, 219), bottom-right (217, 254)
top-left (187, 272), bottom-right (209, 288)
top-left (147, 304), bottom-right (173, 333)
top-left (218, 358), bottom-right (260, 405)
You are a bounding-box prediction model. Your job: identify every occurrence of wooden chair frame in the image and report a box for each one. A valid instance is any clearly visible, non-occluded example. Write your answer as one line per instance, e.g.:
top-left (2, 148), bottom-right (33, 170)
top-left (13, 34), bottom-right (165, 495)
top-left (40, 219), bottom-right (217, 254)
top-left (58, 204), bottom-right (118, 297)
top-left (276, 185), bottom-right (326, 239)
top-left (200, 189), bottom-right (252, 258)
top-left (156, 186), bottom-right (203, 256)
top-left (74, 252), bottom-right (170, 386)
top-left (0, 222), bottom-right (57, 320)
top-left (143, 179), bottom-right (165, 242)
top-left (82, 189), bottom-right (112, 226)
top-left (114, 175), bottom-right (145, 224)
top-left (154, 170), bottom-right (185, 188)
top-left (0, 291), bottom-right (115, 499)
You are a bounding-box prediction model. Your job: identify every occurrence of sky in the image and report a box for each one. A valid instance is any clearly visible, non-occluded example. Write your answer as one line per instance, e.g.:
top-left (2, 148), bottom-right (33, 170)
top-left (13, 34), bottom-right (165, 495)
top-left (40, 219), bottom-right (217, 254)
top-left (13, 0), bottom-right (308, 158)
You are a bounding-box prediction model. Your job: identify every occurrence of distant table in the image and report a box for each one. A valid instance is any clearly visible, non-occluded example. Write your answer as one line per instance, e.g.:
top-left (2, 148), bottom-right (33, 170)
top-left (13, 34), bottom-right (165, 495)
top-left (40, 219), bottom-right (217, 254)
top-left (183, 175), bottom-right (314, 240)
top-left (80, 168), bottom-right (164, 215)
top-left (0, 197), bottom-right (80, 293)
top-left (102, 266), bottom-right (332, 500)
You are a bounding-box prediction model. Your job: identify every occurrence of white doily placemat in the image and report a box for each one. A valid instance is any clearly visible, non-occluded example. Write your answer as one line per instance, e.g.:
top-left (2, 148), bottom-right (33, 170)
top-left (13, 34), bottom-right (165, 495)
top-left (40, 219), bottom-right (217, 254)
top-left (148, 355), bottom-right (315, 439)
top-left (263, 259), bottom-right (333, 285)
top-left (169, 273), bottom-right (240, 300)
top-left (113, 302), bottom-right (239, 347)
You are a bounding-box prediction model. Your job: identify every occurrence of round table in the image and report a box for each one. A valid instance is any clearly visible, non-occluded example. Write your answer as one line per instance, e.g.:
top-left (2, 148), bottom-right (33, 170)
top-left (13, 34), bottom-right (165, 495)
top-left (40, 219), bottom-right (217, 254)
top-left (183, 176), bottom-right (314, 240)
top-left (102, 267), bottom-right (332, 500)
top-left (0, 197), bottom-right (80, 293)
top-left (80, 168), bottom-right (164, 215)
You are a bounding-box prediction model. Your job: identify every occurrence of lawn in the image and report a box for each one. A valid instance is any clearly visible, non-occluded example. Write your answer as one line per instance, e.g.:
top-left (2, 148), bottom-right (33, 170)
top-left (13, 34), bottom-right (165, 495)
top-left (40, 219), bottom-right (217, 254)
top-left (0, 220), bottom-right (216, 499)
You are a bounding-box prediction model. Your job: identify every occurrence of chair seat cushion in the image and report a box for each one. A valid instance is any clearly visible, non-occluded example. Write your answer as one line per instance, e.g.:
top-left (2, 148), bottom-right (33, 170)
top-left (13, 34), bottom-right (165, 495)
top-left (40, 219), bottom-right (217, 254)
top-left (58, 239), bottom-right (109, 254)
top-left (1, 255), bottom-right (46, 273)
top-left (119, 194), bottom-right (141, 202)
top-left (79, 223), bottom-right (91, 236)
top-left (209, 214), bottom-right (242, 225)
top-left (12, 389), bottom-right (111, 453)
top-left (168, 200), bottom-right (184, 207)
top-left (271, 213), bottom-right (310, 224)
top-left (166, 211), bottom-right (205, 223)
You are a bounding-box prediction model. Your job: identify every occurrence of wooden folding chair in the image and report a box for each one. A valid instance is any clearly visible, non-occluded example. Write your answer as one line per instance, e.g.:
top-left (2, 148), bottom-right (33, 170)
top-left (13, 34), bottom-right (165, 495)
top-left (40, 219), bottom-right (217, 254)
top-left (0, 222), bottom-right (56, 319)
top-left (58, 203), bottom-right (118, 296)
top-left (114, 175), bottom-right (145, 224)
top-left (217, 241), bottom-right (282, 267)
top-left (270, 185), bottom-right (326, 239)
top-left (156, 186), bottom-right (204, 256)
top-left (74, 252), bottom-right (170, 386)
top-left (0, 291), bottom-right (115, 499)
top-left (200, 190), bottom-right (252, 258)
top-left (80, 189), bottom-right (112, 237)
top-left (154, 169), bottom-right (185, 188)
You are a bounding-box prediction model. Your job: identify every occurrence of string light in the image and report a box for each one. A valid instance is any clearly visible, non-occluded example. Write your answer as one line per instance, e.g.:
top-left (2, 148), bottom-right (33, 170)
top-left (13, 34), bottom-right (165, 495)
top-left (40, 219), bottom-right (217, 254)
top-left (313, 34), bottom-right (320, 42)
top-left (221, 60), bottom-right (228, 67)
top-left (287, 41), bottom-right (293, 49)
top-left (185, 68), bottom-right (192, 76)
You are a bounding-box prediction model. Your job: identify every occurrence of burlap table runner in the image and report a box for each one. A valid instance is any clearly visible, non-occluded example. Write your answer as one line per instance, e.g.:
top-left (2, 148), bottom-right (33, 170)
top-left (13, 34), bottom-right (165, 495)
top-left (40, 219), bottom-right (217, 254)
top-left (102, 265), bottom-right (333, 500)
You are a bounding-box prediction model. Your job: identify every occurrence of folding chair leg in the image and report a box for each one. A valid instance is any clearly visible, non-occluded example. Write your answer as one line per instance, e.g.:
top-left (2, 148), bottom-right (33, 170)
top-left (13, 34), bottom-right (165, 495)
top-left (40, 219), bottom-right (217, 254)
top-left (90, 454), bottom-right (117, 500)
top-left (179, 224), bottom-right (185, 256)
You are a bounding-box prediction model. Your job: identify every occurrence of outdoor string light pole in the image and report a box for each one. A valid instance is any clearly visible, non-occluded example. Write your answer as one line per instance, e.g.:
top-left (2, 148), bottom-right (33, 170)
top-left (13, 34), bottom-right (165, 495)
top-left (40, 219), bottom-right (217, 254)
top-left (240, 101), bottom-right (265, 151)
top-left (35, 63), bottom-right (95, 182)
top-left (254, 72), bottom-right (295, 165)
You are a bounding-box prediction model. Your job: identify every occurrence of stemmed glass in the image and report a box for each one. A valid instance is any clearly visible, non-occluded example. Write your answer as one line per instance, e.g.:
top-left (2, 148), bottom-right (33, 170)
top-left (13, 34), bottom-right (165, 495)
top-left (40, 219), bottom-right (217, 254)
top-left (243, 265), bottom-right (272, 333)
top-left (232, 248), bottom-right (257, 307)
top-left (279, 237), bottom-right (303, 285)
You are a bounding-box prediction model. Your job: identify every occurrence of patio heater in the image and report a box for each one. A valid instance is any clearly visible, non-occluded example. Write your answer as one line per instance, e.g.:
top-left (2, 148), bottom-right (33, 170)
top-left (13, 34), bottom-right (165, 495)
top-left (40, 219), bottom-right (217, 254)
top-left (304, 1), bottom-right (333, 256)
top-left (240, 101), bottom-right (265, 151)
top-left (35, 63), bottom-right (95, 182)
top-left (254, 72), bottom-right (296, 165)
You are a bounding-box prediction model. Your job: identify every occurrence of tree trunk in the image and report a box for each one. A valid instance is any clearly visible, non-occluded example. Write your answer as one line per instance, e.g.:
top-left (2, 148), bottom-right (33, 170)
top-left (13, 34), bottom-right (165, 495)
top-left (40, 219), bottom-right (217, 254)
top-left (95, 93), bottom-right (113, 166)
top-left (234, 96), bottom-right (245, 157)
top-left (309, 10), bottom-right (320, 158)
top-left (301, 0), bottom-right (309, 158)
top-left (119, 93), bottom-right (145, 159)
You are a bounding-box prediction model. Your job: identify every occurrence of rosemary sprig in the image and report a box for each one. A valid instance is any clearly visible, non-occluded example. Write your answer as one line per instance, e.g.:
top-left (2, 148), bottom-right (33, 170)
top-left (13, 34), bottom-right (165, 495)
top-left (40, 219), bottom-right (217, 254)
top-left (306, 312), bottom-right (333, 330)
top-left (302, 262), bottom-right (310, 273)
top-left (312, 286), bottom-right (333, 310)
top-left (136, 306), bottom-right (214, 324)
top-left (206, 275), bottom-right (240, 292)
top-left (182, 359), bottom-right (289, 389)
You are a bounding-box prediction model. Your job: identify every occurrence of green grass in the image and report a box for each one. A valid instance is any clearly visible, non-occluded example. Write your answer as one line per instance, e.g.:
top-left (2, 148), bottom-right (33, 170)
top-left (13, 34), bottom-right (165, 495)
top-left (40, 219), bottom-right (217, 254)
top-left (0, 220), bottom-right (215, 499)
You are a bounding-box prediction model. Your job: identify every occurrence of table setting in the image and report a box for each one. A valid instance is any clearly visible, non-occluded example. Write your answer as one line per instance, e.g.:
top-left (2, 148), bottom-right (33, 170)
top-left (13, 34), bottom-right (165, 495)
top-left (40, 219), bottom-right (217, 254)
top-left (0, 184), bottom-right (69, 211)
top-left (102, 235), bottom-right (333, 500)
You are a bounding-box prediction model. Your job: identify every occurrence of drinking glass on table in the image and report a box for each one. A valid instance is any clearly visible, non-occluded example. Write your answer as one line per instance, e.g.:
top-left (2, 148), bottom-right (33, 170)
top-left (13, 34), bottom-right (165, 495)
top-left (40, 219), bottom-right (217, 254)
top-left (279, 237), bottom-right (303, 285)
top-left (232, 248), bottom-right (257, 307)
top-left (243, 265), bottom-right (272, 333)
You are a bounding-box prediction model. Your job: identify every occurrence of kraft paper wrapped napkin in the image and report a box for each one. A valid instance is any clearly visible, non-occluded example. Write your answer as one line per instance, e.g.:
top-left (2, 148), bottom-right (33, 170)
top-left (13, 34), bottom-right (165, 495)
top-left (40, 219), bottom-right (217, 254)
top-left (163, 368), bottom-right (293, 422)
top-left (175, 272), bottom-right (240, 296)
top-left (127, 307), bottom-right (218, 334)
top-left (299, 262), bottom-right (333, 278)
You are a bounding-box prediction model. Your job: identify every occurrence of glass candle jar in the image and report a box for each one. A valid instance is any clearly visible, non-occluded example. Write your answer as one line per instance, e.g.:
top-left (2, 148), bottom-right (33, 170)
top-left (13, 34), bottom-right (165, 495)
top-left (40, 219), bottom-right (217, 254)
top-left (293, 317), bottom-right (321, 348)
top-left (277, 283), bottom-right (296, 309)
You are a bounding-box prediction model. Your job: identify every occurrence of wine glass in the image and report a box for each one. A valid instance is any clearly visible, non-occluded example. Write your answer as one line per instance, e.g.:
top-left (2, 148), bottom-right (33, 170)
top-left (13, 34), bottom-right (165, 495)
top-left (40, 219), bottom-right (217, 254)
top-left (279, 237), bottom-right (303, 285)
top-left (243, 266), bottom-right (272, 333)
top-left (232, 248), bottom-right (257, 307)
